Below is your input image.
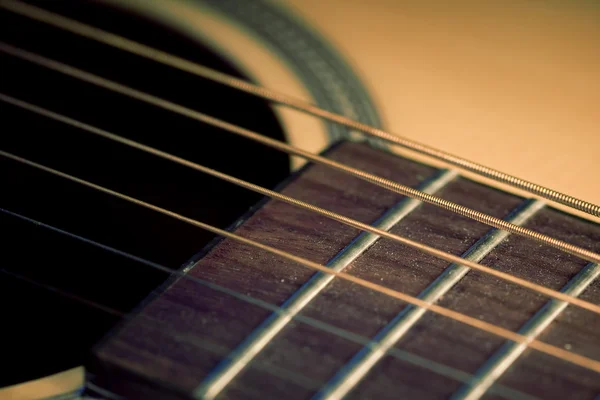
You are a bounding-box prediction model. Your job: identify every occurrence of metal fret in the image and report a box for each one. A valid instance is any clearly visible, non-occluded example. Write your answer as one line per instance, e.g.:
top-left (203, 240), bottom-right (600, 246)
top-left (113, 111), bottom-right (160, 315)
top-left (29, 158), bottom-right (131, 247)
top-left (452, 261), bottom-right (600, 400)
top-left (315, 198), bottom-right (546, 400)
top-left (192, 169), bottom-right (458, 400)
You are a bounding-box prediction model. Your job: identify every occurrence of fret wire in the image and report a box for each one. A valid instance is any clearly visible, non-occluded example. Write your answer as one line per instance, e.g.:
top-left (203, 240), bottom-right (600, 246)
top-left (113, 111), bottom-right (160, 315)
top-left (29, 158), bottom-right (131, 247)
top-left (83, 381), bottom-right (124, 400)
top-left (1, 0), bottom-right (598, 218)
top-left (0, 208), bottom-right (534, 400)
top-left (1, 151), bottom-right (599, 376)
top-left (195, 169), bottom-right (458, 400)
top-left (1, 93), bottom-right (598, 318)
top-left (1, 43), bottom-right (598, 269)
top-left (315, 198), bottom-right (545, 400)
top-left (452, 261), bottom-right (600, 400)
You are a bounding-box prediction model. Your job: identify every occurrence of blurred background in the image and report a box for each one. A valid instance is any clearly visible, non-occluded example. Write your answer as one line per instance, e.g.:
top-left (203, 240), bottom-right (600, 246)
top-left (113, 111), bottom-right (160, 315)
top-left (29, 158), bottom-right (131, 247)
top-left (276, 0), bottom-right (600, 209)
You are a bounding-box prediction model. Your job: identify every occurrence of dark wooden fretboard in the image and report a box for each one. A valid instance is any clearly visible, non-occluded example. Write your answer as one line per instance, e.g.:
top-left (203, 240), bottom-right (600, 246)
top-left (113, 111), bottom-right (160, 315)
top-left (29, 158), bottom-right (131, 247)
top-left (91, 141), bottom-right (600, 400)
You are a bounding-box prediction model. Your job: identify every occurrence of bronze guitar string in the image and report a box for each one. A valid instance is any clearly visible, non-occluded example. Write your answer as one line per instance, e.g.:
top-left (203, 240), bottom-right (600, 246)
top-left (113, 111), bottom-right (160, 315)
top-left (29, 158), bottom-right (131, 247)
top-left (0, 150), bottom-right (599, 376)
top-left (1, 0), bottom-right (599, 218)
top-left (0, 208), bottom-right (536, 400)
top-left (1, 41), bottom-right (598, 268)
top-left (1, 93), bottom-right (599, 319)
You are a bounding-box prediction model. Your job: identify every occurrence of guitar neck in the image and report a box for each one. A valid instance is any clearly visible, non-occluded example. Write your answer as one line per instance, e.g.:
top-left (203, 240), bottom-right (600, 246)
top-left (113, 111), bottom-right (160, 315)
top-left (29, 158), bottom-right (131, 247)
top-left (91, 141), bottom-right (600, 399)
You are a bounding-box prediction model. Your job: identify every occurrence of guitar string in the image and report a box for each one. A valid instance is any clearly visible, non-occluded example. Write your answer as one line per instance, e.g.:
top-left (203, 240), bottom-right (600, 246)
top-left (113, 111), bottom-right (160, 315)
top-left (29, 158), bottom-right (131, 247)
top-left (1, 42), bottom-right (599, 270)
top-left (0, 208), bottom-right (537, 400)
top-left (1, 0), bottom-right (599, 219)
top-left (2, 93), bottom-right (599, 318)
top-left (0, 150), bottom-right (599, 376)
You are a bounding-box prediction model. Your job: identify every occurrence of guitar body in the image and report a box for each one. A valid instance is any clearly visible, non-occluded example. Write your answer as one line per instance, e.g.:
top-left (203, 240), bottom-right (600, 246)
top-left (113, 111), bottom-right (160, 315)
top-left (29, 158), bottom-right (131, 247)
top-left (1, 0), bottom-right (599, 398)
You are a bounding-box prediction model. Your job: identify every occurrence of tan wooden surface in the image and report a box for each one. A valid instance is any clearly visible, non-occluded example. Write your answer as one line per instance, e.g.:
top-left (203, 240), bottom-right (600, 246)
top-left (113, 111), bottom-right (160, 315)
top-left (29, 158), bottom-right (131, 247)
top-left (279, 0), bottom-right (600, 216)
top-left (3, 0), bottom-right (599, 398)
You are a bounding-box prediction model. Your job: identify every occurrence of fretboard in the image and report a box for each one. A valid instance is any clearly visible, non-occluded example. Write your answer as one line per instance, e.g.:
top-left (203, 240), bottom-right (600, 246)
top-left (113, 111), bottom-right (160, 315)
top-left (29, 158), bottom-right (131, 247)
top-left (91, 142), bottom-right (600, 400)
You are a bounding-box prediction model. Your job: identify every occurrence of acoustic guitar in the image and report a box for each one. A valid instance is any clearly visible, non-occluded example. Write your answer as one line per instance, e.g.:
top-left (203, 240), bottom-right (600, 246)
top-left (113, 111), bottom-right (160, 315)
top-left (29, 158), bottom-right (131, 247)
top-left (1, 0), bottom-right (599, 399)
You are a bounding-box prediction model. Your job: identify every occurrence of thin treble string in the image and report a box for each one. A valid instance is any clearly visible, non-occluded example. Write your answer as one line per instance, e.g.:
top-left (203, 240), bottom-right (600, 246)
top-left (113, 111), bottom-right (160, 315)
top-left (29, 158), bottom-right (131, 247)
top-left (0, 209), bottom-right (536, 400)
top-left (1, 266), bottom-right (124, 318)
top-left (0, 151), bottom-right (598, 375)
top-left (1, 41), bottom-right (598, 268)
top-left (1, 0), bottom-right (598, 219)
top-left (2, 93), bottom-right (598, 318)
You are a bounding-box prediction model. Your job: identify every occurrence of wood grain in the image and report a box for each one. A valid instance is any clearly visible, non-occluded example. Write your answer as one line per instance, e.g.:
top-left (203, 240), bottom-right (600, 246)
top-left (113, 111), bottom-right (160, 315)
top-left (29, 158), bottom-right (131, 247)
top-left (91, 142), bottom-right (600, 399)
top-left (90, 141), bottom-right (435, 398)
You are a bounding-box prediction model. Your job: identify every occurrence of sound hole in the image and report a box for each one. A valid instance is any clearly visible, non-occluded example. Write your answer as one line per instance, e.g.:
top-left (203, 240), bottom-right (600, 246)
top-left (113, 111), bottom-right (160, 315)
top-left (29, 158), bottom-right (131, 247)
top-left (0, 0), bottom-right (289, 386)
